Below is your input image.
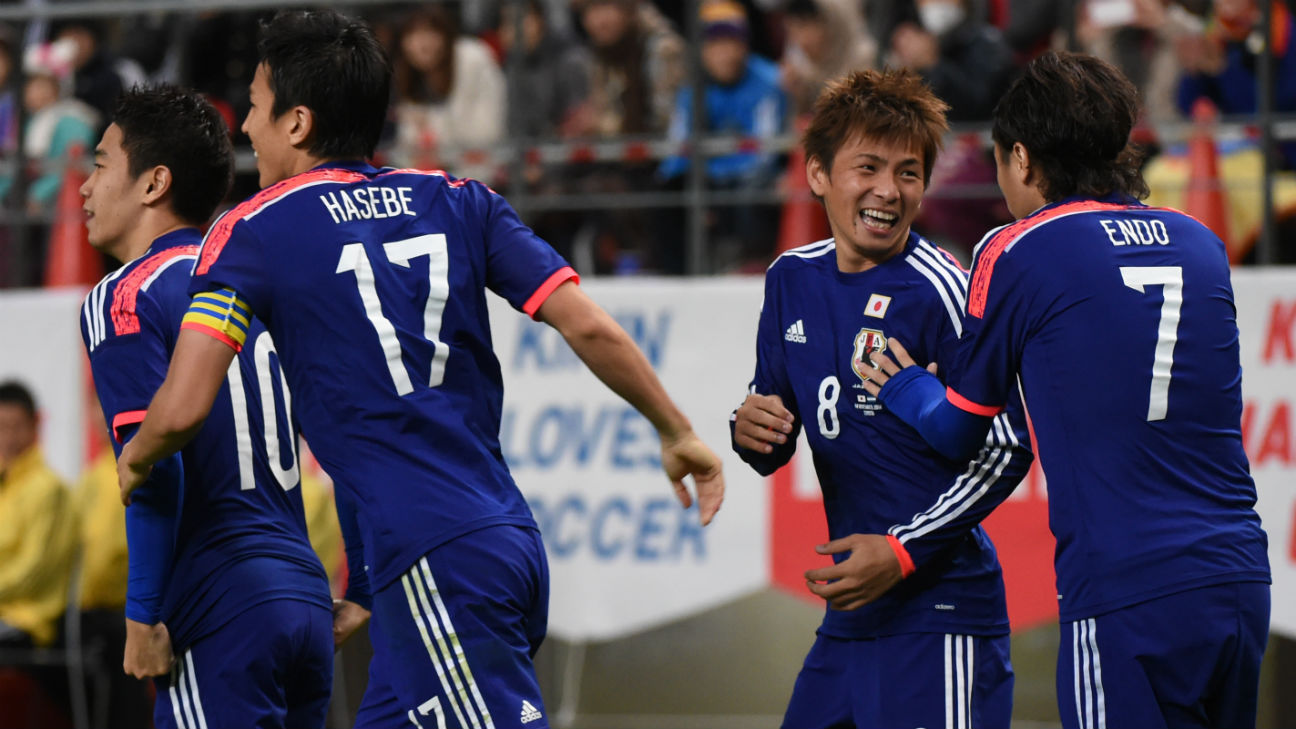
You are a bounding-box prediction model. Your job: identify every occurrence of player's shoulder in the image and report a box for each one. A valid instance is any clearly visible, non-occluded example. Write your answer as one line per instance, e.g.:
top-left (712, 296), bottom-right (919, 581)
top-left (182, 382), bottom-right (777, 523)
top-left (975, 199), bottom-right (1136, 265)
top-left (767, 238), bottom-right (836, 277)
top-left (903, 236), bottom-right (969, 284)
top-left (82, 242), bottom-right (199, 349)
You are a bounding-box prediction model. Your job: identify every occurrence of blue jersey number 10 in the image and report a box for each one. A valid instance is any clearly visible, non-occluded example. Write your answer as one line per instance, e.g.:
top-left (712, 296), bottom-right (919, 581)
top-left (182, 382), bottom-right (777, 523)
top-left (227, 330), bottom-right (299, 491)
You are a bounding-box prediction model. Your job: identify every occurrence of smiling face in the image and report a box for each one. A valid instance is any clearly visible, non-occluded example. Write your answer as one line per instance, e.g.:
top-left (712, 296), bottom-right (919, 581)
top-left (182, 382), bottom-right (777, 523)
top-left (808, 133), bottom-right (925, 272)
top-left (79, 123), bottom-right (150, 259)
top-left (242, 62), bottom-right (298, 189)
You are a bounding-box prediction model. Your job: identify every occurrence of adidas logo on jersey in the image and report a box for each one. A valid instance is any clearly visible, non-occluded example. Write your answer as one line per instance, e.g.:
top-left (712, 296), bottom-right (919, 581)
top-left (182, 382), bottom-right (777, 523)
top-left (784, 320), bottom-right (807, 343)
top-left (520, 700), bottom-right (543, 724)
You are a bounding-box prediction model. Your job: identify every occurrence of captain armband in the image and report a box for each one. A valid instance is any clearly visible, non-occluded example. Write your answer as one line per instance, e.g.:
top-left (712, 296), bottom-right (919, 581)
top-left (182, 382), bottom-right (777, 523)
top-left (181, 288), bottom-right (252, 351)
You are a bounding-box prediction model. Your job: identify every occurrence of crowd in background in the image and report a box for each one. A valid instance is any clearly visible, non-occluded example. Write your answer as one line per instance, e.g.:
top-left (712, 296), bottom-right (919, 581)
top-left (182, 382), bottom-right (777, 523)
top-left (0, 379), bottom-right (344, 727)
top-left (0, 0), bottom-right (1291, 277)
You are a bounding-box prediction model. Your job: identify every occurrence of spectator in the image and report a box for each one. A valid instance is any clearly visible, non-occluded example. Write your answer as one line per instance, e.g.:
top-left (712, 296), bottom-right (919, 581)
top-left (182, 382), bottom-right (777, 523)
top-left (659, 0), bottom-right (788, 268)
top-left (569, 0), bottom-right (686, 137)
top-left (558, 0), bottom-right (689, 273)
top-left (390, 5), bottom-right (506, 181)
top-left (14, 39), bottom-right (99, 212)
top-left (51, 21), bottom-right (139, 133)
top-left (991, 0), bottom-right (1074, 62)
top-left (497, 0), bottom-right (590, 140)
top-left (1077, 0), bottom-right (1203, 123)
top-left (887, 0), bottom-right (1016, 122)
top-left (1175, 0), bottom-right (1296, 165)
top-left (780, 0), bottom-right (876, 118)
top-left (0, 381), bottom-right (78, 650)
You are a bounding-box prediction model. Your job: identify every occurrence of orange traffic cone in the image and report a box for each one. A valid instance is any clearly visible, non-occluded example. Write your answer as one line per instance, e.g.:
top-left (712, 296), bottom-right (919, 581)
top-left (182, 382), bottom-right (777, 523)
top-left (776, 116), bottom-right (831, 254)
top-left (1184, 99), bottom-right (1233, 259)
top-left (44, 143), bottom-right (101, 287)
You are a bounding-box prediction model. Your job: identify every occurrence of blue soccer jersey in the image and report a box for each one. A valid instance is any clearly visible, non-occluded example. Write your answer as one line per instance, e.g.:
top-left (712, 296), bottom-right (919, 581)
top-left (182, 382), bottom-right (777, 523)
top-left (735, 234), bottom-right (1033, 638)
top-left (943, 194), bottom-right (1270, 621)
top-left (185, 162), bottom-right (576, 590)
top-left (80, 229), bottom-right (331, 649)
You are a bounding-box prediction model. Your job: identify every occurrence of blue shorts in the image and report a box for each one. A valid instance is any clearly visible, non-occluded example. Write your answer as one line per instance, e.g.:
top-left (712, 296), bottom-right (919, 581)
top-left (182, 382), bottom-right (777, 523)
top-left (355, 524), bottom-right (550, 729)
top-left (153, 598), bottom-right (333, 729)
top-left (1058, 581), bottom-right (1269, 729)
top-left (782, 631), bottom-right (1013, 729)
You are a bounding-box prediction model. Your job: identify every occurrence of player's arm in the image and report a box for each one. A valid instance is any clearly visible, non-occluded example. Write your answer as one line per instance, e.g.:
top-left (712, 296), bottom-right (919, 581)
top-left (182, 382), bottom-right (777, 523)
top-left (332, 486), bottom-right (371, 648)
top-left (730, 391), bottom-right (798, 475)
top-left (730, 272), bottom-right (798, 475)
top-left (860, 338), bottom-right (993, 461)
top-left (117, 302), bottom-right (243, 504)
top-left (806, 401), bottom-right (1034, 610)
top-left (535, 280), bottom-right (724, 526)
top-left (120, 442), bottom-right (182, 678)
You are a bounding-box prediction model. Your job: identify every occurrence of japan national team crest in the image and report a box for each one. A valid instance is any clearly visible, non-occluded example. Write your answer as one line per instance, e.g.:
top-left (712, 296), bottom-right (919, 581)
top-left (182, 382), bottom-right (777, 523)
top-left (851, 328), bottom-right (888, 383)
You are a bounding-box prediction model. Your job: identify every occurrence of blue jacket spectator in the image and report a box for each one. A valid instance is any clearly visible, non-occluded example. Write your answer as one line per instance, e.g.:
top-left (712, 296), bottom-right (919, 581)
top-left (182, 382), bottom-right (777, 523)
top-left (659, 1), bottom-right (787, 186)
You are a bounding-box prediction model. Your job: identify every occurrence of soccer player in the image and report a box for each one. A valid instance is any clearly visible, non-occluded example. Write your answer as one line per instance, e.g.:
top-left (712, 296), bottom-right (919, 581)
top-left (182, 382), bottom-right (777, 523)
top-left (114, 10), bottom-right (725, 728)
top-left (79, 85), bottom-right (334, 728)
top-left (859, 51), bottom-right (1271, 728)
top-left (731, 68), bottom-right (1032, 729)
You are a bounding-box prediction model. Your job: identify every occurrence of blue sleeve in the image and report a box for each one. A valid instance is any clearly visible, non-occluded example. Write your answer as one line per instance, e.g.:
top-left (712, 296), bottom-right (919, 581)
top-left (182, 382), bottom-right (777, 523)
top-left (887, 397), bottom-right (1034, 569)
top-left (335, 488), bottom-right (371, 611)
top-left (83, 285), bottom-right (187, 625)
top-left (477, 181), bottom-right (575, 315)
top-left (945, 236), bottom-right (1036, 417)
top-left (123, 447), bottom-right (182, 624)
top-left (878, 367), bottom-right (991, 461)
top-left (731, 269), bottom-right (799, 475)
top-left (189, 213), bottom-right (272, 320)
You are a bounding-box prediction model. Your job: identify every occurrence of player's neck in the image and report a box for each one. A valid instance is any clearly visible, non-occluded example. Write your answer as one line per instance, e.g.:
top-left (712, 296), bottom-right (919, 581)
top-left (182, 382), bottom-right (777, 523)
top-left (286, 152), bottom-right (343, 181)
top-left (115, 214), bottom-right (193, 264)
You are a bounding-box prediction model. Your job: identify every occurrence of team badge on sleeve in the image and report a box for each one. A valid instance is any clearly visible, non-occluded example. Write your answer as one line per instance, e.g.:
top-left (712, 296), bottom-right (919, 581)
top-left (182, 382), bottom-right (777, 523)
top-left (851, 328), bottom-right (888, 384)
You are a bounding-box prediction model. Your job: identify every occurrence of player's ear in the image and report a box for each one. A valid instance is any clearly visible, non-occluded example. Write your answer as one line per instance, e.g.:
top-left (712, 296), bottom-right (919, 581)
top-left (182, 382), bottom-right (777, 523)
top-left (1012, 142), bottom-right (1032, 185)
top-left (806, 153), bottom-right (828, 197)
top-left (287, 105), bottom-right (315, 149)
top-left (141, 165), bottom-right (172, 205)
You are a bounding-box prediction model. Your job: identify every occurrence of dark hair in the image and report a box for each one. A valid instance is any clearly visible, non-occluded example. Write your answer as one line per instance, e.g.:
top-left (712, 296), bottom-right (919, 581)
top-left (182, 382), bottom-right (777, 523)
top-left (804, 68), bottom-right (949, 186)
top-left (393, 6), bottom-right (458, 103)
top-left (784, 0), bottom-right (822, 21)
top-left (0, 381), bottom-right (36, 420)
top-left (112, 84), bottom-right (234, 225)
top-left (991, 51), bottom-right (1149, 201)
top-left (258, 9), bottom-right (391, 160)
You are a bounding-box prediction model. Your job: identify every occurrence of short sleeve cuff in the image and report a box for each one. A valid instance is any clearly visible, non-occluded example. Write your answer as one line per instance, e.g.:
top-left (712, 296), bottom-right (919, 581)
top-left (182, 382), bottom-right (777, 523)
top-left (111, 410), bottom-right (147, 444)
top-left (945, 387), bottom-right (1004, 417)
top-left (522, 266), bottom-right (579, 319)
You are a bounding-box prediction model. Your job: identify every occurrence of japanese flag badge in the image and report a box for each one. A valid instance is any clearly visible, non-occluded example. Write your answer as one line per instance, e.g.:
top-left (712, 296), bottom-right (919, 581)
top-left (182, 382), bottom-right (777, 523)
top-left (864, 294), bottom-right (891, 319)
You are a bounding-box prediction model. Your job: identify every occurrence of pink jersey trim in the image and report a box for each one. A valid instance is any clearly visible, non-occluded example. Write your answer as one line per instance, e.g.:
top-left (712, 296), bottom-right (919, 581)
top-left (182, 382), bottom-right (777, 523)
top-left (946, 387), bottom-right (1003, 417)
top-left (968, 201), bottom-right (1130, 318)
top-left (111, 245), bottom-right (199, 336)
top-left (111, 410), bottom-right (147, 444)
top-left (522, 266), bottom-right (579, 319)
top-left (196, 168), bottom-right (368, 276)
top-left (887, 535), bottom-right (916, 578)
top-left (180, 321), bottom-right (243, 353)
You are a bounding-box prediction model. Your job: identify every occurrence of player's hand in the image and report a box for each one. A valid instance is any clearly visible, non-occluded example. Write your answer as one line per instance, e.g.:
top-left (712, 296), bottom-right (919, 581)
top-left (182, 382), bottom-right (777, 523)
top-left (332, 599), bottom-right (371, 650)
top-left (733, 393), bottom-right (794, 454)
top-left (804, 534), bottom-right (904, 611)
top-left (857, 338), bottom-right (937, 397)
top-left (660, 430), bottom-right (725, 526)
top-left (123, 618), bottom-right (173, 679)
top-left (117, 442), bottom-right (152, 506)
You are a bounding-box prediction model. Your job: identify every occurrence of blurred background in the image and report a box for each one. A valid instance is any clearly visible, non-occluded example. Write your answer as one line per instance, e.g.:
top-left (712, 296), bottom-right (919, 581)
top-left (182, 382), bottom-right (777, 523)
top-left (0, 0), bottom-right (1293, 727)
